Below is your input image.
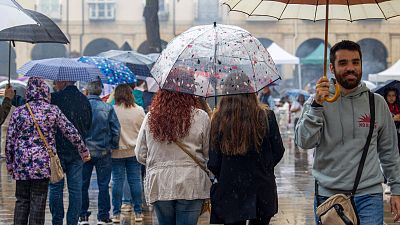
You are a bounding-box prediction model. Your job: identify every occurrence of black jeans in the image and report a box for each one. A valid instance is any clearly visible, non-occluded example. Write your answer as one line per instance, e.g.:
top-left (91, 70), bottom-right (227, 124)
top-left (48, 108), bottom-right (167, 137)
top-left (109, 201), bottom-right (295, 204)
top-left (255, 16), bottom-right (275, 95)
top-left (225, 217), bottom-right (272, 225)
top-left (14, 179), bottom-right (49, 225)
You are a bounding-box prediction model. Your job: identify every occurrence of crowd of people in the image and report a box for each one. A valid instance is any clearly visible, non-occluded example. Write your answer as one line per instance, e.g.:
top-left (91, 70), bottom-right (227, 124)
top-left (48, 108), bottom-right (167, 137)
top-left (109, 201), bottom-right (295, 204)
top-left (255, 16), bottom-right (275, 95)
top-left (2, 39), bottom-right (400, 225)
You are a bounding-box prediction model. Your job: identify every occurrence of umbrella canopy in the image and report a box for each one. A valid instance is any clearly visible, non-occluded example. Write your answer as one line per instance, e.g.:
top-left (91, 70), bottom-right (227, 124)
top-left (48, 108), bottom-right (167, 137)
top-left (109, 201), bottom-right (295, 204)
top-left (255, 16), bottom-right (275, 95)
top-left (0, 0), bottom-right (38, 32)
top-left (98, 50), bottom-right (155, 79)
top-left (374, 80), bottom-right (400, 96)
top-left (285, 89), bottom-right (311, 100)
top-left (0, 9), bottom-right (69, 43)
top-left (224, 0), bottom-right (400, 102)
top-left (17, 58), bottom-right (103, 82)
top-left (98, 50), bottom-right (155, 65)
top-left (78, 56), bottom-right (136, 85)
top-left (224, 0), bottom-right (400, 21)
top-left (151, 23), bottom-right (280, 97)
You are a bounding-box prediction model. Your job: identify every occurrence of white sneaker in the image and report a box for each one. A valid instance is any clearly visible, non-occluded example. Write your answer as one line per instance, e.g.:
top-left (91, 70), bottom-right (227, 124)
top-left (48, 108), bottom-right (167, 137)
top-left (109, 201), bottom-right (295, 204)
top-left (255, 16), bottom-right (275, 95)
top-left (121, 204), bottom-right (132, 212)
top-left (134, 212), bottom-right (144, 222)
top-left (111, 214), bottom-right (120, 223)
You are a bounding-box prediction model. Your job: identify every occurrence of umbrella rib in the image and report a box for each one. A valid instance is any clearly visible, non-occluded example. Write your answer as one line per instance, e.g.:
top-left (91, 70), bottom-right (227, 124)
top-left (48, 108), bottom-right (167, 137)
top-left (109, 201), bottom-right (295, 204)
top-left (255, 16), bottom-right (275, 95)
top-left (374, 0), bottom-right (388, 19)
top-left (346, 0), bottom-right (353, 22)
top-left (229, 32), bottom-right (259, 91)
top-left (278, 0), bottom-right (292, 20)
top-left (249, 0), bottom-right (263, 16)
top-left (314, 0), bottom-right (320, 22)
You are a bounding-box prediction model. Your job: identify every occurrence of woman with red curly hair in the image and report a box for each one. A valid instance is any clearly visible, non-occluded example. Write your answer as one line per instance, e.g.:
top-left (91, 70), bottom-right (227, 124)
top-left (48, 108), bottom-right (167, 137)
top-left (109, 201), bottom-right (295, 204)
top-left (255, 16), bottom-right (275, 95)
top-left (135, 88), bottom-right (211, 225)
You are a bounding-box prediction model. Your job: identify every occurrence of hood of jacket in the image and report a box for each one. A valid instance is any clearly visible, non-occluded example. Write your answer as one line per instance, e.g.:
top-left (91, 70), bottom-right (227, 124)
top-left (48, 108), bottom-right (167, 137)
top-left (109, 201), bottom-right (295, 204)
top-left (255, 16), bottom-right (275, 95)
top-left (26, 77), bottom-right (50, 103)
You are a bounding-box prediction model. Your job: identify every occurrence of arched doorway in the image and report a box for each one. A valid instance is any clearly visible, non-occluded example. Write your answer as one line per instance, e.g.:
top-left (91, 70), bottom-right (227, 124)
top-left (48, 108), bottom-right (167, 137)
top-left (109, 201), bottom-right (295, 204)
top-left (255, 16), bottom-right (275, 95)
top-left (0, 42), bottom-right (16, 79)
top-left (258, 38), bottom-right (273, 48)
top-left (296, 38), bottom-right (327, 89)
top-left (137, 40), bottom-right (168, 54)
top-left (31, 43), bottom-right (67, 60)
top-left (83, 38), bottom-right (119, 56)
top-left (357, 38), bottom-right (387, 80)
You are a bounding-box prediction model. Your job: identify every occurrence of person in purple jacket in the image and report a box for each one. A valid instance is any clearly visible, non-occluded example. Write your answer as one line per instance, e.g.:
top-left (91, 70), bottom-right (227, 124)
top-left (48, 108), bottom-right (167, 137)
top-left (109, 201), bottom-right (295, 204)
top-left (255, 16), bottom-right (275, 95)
top-left (5, 77), bottom-right (91, 225)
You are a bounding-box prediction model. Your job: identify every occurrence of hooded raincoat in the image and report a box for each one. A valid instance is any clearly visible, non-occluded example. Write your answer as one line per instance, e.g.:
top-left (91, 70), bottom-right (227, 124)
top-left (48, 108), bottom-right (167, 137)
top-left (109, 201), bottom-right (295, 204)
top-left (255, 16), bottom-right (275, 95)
top-left (5, 77), bottom-right (90, 180)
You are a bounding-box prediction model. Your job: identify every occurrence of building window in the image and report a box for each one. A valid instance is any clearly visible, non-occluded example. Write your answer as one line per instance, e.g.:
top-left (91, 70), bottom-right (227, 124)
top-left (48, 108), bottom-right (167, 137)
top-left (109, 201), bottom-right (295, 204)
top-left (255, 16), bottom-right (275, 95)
top-left (194, 0), bottom-right (220, 24)
top-left (36, 0), bottom-right (62, 21)
top-left (158, 0), bottom-right (169, 21)
top-left (88, 0), bottom-right (115, 21)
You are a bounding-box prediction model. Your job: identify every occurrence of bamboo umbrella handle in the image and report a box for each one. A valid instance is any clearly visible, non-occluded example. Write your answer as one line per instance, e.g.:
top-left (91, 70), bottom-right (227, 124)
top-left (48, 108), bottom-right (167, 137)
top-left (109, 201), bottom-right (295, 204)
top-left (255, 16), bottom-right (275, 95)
top-left (323, 0), bottom-right (340, 103)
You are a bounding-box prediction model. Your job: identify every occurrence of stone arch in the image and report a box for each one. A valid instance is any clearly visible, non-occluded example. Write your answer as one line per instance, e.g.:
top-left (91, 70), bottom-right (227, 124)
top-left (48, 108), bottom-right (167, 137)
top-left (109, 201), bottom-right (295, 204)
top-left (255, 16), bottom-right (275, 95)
top-left (357, 38), bottom-right (388, 80)
top-left (31, 43), bottom-right (67, 60)
top-left (295, 38), bottom-right (328, 89)
top-left (0, 42), bottom-right (16, 78)
top-left (83, 38), bottom-right (119, 56)
top-left (137, 40), bottom-right (168, 54)
top-left (258, 38), bottom-right (273, 48)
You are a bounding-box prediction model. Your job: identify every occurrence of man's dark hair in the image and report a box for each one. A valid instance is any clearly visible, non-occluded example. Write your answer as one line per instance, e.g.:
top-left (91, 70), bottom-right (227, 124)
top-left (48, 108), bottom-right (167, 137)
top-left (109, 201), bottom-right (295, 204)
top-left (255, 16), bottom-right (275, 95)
top-left (329, 40), bottom-right (362, 65)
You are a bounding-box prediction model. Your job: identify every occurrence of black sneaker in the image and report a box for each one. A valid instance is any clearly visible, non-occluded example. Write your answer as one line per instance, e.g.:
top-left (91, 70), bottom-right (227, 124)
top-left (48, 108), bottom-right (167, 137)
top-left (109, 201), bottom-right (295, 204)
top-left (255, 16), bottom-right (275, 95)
top-left (78, 216), bottom-right (90, 225)
top-left (97, 218), bottom-right (113, 225)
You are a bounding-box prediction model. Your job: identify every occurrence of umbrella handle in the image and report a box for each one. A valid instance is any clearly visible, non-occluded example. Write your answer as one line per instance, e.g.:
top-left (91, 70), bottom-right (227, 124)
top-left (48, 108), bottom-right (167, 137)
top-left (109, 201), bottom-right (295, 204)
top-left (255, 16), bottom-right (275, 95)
top-left (324, 78), bottom-right (340, 103)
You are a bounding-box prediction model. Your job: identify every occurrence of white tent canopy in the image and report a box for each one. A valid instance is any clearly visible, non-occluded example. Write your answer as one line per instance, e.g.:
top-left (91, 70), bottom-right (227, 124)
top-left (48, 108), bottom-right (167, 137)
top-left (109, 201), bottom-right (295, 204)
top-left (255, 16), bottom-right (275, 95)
top-left (266, 42), bottom-right (302, 88)
top-left (267, 43), bottom-right (299, 65)
top-left (369, 59), bottom-right (400, 82)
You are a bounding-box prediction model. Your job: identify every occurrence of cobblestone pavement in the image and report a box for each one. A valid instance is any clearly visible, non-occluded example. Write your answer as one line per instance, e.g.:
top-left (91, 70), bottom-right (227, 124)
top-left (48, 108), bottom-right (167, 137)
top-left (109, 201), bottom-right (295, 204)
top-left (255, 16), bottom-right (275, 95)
top-left (0, 135), bottom-right (397, 224)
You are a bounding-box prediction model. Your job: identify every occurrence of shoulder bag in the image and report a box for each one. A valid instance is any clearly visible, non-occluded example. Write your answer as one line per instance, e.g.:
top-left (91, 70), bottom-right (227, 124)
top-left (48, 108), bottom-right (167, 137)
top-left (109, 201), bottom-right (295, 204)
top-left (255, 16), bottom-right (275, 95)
top-left (26, 103), bottom-right (64, 184)
top-left (175, 141), bottom-right (211, 215)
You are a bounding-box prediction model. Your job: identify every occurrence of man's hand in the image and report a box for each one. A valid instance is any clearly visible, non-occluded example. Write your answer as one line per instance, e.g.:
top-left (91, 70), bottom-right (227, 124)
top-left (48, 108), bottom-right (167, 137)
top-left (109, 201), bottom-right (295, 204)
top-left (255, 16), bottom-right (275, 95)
top-left (390, 195), bottom-right (400, 222)
top-left (4, 85), bottom-right (15, 100)
top-left (314, 77), bottom-right (330, 105)
top-left (394, 114), bottom-right (400, 122)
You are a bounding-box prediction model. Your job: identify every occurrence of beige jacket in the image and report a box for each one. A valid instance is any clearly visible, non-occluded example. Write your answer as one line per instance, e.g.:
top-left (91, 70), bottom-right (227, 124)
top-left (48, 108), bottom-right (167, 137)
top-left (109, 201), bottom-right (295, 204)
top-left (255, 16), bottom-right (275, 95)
top-left (135, 108), bottom-right (211, 204)
top-left (112, 104), bottom-right (145, 159)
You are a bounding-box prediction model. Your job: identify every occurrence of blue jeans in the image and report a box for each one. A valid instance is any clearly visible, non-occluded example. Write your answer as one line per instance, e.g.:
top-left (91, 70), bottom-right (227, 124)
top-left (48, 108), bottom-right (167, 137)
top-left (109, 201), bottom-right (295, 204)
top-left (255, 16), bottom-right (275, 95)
top-left (314, 193), bottom-right (383, 225)
top-left (122, 176), bottom-right (132, 204)
top-left (112, 157), bottom-right (143, 215)
top-left (80, 154), bottom-right (112, 220)
top-left (153, 199), bottom-right (203, 225)
top-left (49, 158), bottom-right (83, 225)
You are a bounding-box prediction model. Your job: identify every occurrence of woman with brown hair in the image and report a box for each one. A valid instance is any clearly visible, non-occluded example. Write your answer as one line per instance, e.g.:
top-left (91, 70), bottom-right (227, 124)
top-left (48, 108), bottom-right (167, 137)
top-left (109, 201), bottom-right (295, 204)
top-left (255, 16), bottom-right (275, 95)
top-left (208, 91), bottom-right (285, 225)
top-left (111, 84), bottom-right (145, 222)
top-left (135, 89), bottom-right (211, 225)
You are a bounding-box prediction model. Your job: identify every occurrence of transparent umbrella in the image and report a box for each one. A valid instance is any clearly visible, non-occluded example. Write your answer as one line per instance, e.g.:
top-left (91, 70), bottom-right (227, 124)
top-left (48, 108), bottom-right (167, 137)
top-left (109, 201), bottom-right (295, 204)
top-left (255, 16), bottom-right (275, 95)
top-left (151, 23), bottom-right (281, 98)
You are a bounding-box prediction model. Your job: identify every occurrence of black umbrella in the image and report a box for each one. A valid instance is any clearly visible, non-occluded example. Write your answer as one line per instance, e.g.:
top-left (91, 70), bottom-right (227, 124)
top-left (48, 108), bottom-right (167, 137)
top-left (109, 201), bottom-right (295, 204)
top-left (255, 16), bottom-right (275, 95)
top-left (0, 9), bottom-right (69, 83)
top-left (374, 80), bottom-right (400, 97)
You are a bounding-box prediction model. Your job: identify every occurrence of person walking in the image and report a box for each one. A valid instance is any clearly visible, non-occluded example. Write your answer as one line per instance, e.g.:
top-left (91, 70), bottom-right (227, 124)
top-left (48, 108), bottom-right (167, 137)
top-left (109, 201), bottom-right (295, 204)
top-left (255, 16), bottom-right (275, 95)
top-left (135, 89), bottom-right (211, 225)
top-left (110, 84), bottom-right (145, 223)
top-left (49, 80), bottom-right (92, 225)
top-left (6, 77), bottom-right (90, 225)
top-left (295, 40), bottom-right (400, 224)
top-left (208, 82), bottom-right (285, 225)
top-left (79, 80), bottom-right (120, 225)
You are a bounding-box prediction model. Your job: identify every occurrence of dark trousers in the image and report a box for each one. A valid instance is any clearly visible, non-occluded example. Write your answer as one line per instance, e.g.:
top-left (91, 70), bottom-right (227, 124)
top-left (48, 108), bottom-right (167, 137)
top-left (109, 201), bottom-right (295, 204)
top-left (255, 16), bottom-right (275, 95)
top-left (14, 179), bottom-right (49, 225)
top-left (225, 217), bottom-right (272, 225)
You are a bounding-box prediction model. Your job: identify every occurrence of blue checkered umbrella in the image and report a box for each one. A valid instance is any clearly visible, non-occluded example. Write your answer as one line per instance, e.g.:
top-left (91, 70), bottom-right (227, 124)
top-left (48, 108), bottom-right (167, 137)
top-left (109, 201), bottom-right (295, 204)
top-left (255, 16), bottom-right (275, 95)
top-left (79, 56), bottom-right (136, 85)
top-left (17, 58), bottom-right (103, 82)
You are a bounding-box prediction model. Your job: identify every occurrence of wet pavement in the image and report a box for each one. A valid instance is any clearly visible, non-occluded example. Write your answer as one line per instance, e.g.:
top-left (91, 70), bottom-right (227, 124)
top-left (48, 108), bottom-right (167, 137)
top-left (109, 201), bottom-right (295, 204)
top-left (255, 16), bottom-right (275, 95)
top-left (0, 134), bottom-right (397, 225)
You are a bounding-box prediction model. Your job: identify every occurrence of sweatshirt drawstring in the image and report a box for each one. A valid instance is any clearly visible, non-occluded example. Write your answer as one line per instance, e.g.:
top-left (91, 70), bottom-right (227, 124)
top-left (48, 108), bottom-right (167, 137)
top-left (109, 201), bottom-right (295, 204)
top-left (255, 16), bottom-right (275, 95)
top-left (339, 97), bottom-right (345, 145)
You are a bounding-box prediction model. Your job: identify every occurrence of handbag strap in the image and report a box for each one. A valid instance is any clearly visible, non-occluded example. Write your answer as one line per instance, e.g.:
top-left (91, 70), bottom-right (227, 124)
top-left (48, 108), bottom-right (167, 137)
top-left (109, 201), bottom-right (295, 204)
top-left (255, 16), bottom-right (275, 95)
top-left (26, 103), bottom-right (55, 157)
top-left (175, 141), bottom-right (209, 175)
top-left (351, 91), bottom-right (375, 195)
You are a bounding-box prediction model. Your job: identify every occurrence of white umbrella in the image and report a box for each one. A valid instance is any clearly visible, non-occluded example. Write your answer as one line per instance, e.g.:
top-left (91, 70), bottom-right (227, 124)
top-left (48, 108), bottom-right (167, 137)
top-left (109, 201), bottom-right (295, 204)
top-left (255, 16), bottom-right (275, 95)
top-left (0, 0), bottom-right (38, 32)
top-left (224, 0), bottom-right (400, 102)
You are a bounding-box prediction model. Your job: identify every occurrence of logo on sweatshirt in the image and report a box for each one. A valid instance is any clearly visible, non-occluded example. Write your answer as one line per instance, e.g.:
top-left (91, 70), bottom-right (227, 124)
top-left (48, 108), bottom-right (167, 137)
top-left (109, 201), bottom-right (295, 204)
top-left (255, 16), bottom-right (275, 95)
top-left (358, 114), bottom-right (376, 128)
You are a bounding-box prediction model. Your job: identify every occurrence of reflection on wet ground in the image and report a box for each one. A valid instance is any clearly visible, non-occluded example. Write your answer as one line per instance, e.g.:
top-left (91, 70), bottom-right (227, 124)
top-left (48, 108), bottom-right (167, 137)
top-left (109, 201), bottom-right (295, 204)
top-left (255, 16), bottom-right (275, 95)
top-left (0, 135), bottom-right (396, 224)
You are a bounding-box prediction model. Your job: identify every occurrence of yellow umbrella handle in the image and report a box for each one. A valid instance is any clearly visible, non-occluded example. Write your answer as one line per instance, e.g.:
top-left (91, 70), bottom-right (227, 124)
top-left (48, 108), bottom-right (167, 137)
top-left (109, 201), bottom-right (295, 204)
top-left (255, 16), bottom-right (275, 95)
top-left (324, 77), bottom-right (340, 103)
